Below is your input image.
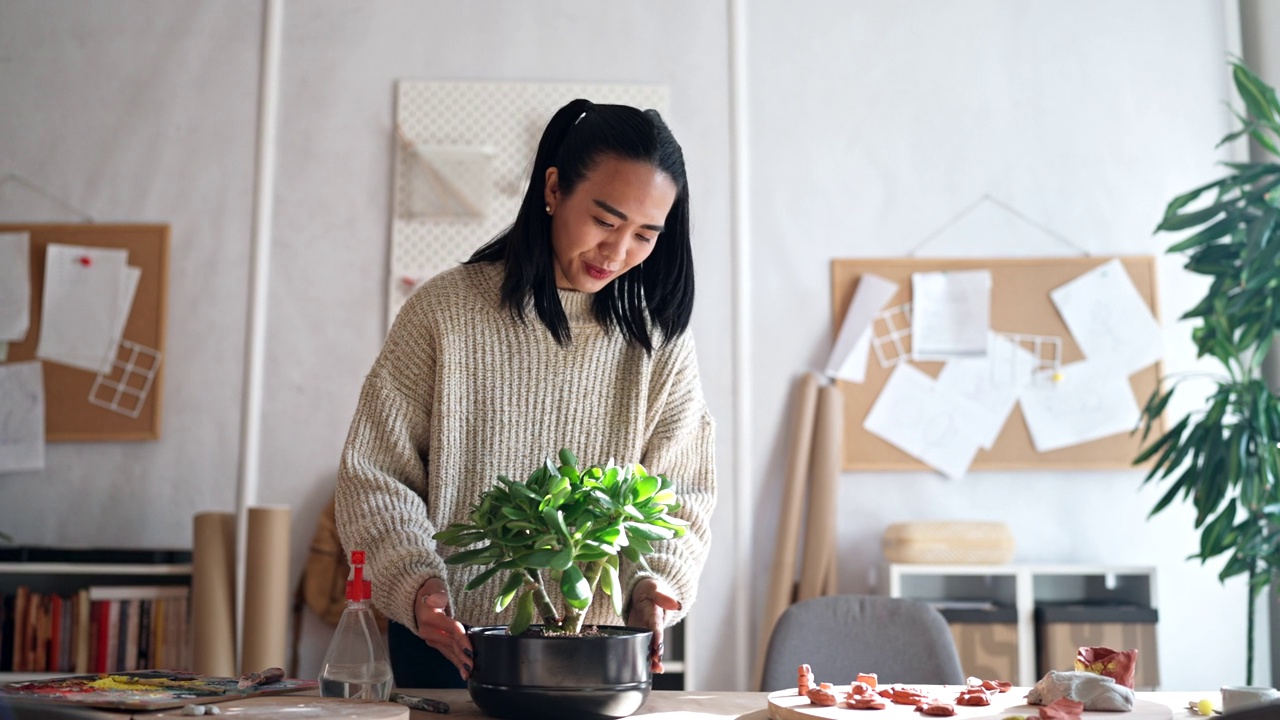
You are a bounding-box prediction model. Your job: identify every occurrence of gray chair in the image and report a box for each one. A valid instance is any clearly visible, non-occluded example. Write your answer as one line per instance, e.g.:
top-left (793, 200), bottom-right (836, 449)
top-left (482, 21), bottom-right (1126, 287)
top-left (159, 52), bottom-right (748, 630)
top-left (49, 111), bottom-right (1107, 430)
top-left (761, 595), bottom-right (965, 691)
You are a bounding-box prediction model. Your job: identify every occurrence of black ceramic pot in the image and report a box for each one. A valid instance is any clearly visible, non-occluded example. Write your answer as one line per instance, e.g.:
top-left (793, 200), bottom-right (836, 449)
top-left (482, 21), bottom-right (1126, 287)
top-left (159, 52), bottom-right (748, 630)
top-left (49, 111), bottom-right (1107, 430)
top-left (467, 625), bottom-right (653, 720)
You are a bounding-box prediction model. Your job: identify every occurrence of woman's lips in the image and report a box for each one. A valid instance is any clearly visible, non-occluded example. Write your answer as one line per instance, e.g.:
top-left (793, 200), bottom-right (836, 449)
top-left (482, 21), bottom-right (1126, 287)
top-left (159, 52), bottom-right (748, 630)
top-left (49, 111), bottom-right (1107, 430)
top-left (584, 262), bottom-right (614, 280)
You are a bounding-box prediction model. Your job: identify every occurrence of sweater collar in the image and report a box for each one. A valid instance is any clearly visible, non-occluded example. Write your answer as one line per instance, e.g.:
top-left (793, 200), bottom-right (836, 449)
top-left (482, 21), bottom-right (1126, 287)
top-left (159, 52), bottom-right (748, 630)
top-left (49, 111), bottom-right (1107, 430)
top-left (557, 288), bottom-right (596, 327)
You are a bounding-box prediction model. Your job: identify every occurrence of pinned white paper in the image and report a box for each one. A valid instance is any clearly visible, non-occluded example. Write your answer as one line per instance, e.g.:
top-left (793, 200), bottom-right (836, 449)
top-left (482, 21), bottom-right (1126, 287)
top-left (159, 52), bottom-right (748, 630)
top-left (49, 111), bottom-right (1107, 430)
top-left (864, 364), bottom-right (986, 480)
top-left (1050, 259), bottom-right (1162, 375)
top-left (0, 361), bottom-right (45, 474)
top-left (35, 244), bottom-right (138, 373)
top-left (911, 270), bottom-right (992, 361)
top-left (935, 333), bottom-right (1040, 450)
top-left (0, 232), bottom-right (31, 342)
top-left (824, 273), bottom-right (898, 382)
top-left (1018, 360), bottom-right (1141, 452)
top-left (401, 144), bottom-right (495, 219)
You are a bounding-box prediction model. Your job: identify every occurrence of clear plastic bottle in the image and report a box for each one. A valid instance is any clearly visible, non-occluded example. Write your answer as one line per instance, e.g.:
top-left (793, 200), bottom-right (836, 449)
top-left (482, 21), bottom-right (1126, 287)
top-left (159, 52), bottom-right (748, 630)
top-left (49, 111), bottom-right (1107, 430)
top-left (318, 550), bottom-right (394, 701)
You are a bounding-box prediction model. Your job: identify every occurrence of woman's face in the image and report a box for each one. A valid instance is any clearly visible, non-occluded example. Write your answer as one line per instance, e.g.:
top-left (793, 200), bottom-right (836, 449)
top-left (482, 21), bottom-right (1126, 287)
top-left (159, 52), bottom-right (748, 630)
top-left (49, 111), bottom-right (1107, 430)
top-left (544, 155), bottom-right (677, 293)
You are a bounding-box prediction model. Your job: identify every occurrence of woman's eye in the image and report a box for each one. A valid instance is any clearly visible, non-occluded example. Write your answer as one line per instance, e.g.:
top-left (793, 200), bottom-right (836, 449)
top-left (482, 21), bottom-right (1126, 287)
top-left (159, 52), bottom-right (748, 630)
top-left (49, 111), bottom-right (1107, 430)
top-left (593, 217), bottom-right (614, 229)
top-left (636, 234), bottom-right (655, 244)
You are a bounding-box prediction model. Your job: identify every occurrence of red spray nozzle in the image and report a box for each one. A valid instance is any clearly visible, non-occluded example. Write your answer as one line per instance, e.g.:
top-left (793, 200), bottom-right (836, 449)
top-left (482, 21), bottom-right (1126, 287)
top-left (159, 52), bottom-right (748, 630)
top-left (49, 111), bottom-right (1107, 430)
top-left (346, 550), bottom-right (372, 602)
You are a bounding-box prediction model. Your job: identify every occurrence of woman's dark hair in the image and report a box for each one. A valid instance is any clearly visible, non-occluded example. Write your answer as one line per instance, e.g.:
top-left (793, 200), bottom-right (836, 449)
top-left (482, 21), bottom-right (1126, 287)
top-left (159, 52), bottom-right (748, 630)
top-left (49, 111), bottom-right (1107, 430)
top-left (466, 99), bottom-right (693, 353)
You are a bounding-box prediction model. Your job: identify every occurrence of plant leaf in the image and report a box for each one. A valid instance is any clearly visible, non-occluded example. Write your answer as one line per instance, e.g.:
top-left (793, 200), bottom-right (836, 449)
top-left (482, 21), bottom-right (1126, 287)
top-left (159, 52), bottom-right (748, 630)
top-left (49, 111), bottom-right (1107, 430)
top-left (509, 588), bottom-right (534, 636)
top-left (560, 565), bottom-right (590, 608)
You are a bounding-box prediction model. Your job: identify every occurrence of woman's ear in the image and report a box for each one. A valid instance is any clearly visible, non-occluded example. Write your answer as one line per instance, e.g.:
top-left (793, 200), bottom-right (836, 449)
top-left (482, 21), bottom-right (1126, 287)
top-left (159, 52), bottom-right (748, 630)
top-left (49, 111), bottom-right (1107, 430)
top-left (544, 167), bottom-right (560, 213)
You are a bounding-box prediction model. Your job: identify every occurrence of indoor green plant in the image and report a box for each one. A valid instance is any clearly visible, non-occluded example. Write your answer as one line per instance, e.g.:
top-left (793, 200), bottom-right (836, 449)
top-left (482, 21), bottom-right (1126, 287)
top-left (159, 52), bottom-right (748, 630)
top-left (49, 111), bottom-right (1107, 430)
top-left (433, 448), bottom-right (688, 719)
top-left (1135, 61), bottom-right (1280, 684)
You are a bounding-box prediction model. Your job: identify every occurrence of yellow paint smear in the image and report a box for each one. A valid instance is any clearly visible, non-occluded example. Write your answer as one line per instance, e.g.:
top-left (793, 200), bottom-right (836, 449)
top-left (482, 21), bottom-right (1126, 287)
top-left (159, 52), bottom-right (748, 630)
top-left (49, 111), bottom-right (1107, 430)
top-left (88, 676), bottom-right (207, 692)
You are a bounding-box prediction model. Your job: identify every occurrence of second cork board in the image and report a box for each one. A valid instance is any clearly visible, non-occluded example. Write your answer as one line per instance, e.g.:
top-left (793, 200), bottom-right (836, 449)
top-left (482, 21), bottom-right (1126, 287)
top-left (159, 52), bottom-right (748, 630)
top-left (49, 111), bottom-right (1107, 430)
top-left (831, 256), bottom-right (1162, 472)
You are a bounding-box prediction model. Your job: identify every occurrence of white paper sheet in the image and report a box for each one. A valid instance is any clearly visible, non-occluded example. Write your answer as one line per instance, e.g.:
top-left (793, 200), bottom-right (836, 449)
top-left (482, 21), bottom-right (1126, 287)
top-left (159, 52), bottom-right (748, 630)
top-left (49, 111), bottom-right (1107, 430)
top-left (935, 333), bottom-right (1040, 450)
top-left (1050, 259), bottom-right (1162, 375)
top-left (0, 232), bottom-right (31, 342)
top-left (824, 273), bottom-right (898, 383)
top-left (0, 361), bottom-right (45, 474)
top-left (35, 244), bottom-right (133, 373)
top-left (108, 266), bottom-right (142, 372)
top-left (1018, 360), bottom-right (1142, 452)
top-left (911, 270), bottom-right (992, 361)
top-left (863, 363), bottom-right (986, 480)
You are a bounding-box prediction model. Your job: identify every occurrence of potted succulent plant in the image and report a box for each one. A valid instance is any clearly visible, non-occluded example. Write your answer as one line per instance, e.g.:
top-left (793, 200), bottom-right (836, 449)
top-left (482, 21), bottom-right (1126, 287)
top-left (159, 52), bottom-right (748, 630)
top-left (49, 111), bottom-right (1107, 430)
top-left (1135, 61), bottom-right (1280, 684)
top-left (432, 448), bottom-right (688, 720)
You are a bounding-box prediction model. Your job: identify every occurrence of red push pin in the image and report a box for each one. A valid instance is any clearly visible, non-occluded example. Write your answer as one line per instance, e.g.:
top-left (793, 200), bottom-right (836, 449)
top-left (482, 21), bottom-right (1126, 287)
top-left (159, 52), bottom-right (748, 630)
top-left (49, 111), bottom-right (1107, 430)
top-left (78, 255), bottom-right (92, 267)
top-left (400, 276), bottom-right (420, 290)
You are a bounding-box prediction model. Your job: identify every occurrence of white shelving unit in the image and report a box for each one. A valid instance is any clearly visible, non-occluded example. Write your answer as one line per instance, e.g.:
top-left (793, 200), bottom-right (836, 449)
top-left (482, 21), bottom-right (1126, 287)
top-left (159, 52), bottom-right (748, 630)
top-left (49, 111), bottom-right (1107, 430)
top-left (0, 555), bottom-right (192, 682)
top-left (884, 563), bottom-right (1157, 686)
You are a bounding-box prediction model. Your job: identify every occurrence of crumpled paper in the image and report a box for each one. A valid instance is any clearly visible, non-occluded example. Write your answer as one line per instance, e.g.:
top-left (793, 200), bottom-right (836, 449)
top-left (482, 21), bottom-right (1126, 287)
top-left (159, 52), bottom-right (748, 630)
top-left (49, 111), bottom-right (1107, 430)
top-left (1076, 645), bottom-right (1138, 688)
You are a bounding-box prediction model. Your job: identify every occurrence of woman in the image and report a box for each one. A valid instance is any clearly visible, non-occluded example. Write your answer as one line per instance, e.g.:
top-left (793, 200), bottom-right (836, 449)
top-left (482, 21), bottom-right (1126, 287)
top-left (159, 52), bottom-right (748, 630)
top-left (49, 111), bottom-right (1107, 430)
top-left (336, 98), bottom-right (717, 689)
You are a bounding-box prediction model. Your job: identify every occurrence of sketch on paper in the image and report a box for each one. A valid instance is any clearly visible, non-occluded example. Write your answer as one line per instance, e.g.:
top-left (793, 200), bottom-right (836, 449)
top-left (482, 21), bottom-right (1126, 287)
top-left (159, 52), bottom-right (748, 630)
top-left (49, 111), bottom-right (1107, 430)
top-left (1018, 360), bottom-right (1141, 452)
top-left (864, 363), bottom-right (986, 480)
top-left (911, 269), bottom-right (992, 361)
top-left (1049, 258), bottom-right (1162, 375)
top-left (396, 131), bottom-right (496, 219)
top-left (0, 361), bottom-right (44, 474)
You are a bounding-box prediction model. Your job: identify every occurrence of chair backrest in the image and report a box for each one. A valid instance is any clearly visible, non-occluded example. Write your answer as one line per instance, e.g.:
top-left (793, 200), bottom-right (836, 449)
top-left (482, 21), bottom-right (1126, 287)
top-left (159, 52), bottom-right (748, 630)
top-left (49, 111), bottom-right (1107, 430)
top-left (761, 595), bottom-right (965, 691)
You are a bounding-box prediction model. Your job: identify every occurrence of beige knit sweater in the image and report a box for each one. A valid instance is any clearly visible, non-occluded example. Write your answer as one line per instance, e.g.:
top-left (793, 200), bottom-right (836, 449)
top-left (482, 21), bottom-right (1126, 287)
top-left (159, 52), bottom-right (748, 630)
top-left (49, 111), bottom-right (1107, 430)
top-left (335, 261), bottom-right (716, 634)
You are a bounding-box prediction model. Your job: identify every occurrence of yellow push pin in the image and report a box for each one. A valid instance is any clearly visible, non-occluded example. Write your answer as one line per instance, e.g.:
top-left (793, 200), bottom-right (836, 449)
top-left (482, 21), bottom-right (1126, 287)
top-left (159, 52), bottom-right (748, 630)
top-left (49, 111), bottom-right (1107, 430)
top-left (1052, 371), bottom-right (1065, 383)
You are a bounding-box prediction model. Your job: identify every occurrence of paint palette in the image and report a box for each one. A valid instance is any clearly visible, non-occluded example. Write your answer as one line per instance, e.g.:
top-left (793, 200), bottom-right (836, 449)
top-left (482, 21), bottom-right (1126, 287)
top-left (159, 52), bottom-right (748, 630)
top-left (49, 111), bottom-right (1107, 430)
top-left (0, 670), bottom-right (318, 710)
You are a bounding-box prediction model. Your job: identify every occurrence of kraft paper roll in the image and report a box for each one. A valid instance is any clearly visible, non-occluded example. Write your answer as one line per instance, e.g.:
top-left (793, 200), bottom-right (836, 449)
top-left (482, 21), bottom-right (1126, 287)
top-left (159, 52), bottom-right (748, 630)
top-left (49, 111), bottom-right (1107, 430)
top-left (796, 384), bottom-right (842, 602)
top-left (192, 511), bottom-right (237, 676)
top-left (757, 372), bottom-right (820, 684)
top-left (242, 505), bottom-right (291, 674)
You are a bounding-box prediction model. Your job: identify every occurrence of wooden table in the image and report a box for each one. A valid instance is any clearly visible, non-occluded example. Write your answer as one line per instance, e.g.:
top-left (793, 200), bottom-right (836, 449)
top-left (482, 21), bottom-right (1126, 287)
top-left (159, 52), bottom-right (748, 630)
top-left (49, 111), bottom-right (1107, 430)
top-left (391, 689), bottom-right (1210, 719)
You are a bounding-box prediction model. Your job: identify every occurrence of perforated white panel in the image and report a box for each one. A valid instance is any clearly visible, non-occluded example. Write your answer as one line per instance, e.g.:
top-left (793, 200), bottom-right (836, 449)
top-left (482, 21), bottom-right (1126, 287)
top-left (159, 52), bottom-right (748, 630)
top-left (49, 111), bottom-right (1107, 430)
top-left (389, 81), bottom-right (670, 330)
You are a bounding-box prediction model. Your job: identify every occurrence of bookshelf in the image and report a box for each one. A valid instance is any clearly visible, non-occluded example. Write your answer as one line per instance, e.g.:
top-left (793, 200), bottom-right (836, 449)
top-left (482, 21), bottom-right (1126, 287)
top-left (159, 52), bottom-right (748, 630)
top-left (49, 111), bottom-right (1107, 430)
top-left (0, 547), bottom-right (193, 682)
top-left (882, 563), bottom-right (1158, 687)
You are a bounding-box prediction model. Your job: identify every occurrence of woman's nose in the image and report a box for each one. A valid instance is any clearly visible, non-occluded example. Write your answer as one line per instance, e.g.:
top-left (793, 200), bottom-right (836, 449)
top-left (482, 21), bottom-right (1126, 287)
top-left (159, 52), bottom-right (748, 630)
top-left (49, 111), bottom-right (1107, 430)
top-left (599, 238), bottom-right (626, 263)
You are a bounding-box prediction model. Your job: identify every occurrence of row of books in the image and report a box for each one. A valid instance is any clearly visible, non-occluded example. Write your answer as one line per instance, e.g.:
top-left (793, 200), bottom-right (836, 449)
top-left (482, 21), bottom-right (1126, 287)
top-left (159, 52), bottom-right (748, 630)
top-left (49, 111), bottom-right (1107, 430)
top-left (1, 585), bottom-right (192, 674)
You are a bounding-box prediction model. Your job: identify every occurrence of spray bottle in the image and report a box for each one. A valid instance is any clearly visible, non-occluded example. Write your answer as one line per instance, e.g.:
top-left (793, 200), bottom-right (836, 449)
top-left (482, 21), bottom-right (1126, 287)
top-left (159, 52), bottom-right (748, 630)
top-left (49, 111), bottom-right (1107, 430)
top-left (318, 550), bottom-right (393, 701)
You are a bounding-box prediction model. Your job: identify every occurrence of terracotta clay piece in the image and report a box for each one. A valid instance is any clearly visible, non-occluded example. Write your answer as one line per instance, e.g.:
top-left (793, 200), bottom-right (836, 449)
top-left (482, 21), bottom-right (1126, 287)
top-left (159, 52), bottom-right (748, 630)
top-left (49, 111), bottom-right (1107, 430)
top-left (856, 672), bottom-right (878, 689)
top-left (880, 685), bottom-right (930, 707)
top-left (916, 701), bottom-right (958, 717)
top-left (807, 682), bottom-right (839, 707)
top-left (967, 676), bottom-right (1013, 693)
top-left (1039, 697), bottom-right (1085, 720)
top-left (797, 664), bottom-right (815, 695)
top-left (845, 692), bottom-right (887, 711)
top-left (955, 687), bottom-right (991, 706)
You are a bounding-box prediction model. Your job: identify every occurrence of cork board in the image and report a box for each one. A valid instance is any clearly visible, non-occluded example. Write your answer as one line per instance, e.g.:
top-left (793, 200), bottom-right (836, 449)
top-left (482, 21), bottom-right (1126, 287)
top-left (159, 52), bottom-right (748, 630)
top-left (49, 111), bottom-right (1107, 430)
top-left (831, 256), bottom-right (1162, 471)
top-left (1, 224), bottom-right (167, 441)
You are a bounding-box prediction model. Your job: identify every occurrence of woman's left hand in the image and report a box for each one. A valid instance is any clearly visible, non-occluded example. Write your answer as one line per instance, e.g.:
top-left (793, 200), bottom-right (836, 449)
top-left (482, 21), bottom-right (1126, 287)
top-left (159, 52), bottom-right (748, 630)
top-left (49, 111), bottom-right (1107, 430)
top-left (626, 577), bottom-right (682, 673)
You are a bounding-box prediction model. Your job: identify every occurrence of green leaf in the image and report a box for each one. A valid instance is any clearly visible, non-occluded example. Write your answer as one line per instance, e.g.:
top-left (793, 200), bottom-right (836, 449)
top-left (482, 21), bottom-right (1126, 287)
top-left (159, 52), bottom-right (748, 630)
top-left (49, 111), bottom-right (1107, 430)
top-left (600, 562), bottom-right (623, 617)
top-left (632, 474), bottom-right (660, 503)
top-left (550, 545), bottom-right (574, 571)
top-left (652, 489), bottom-right (677, 505)
top-left (493, 571), bottom-right (526, 613)
top-left (543, 507), bottom-right (571, 542)
top-left (625, 522), bottom-right (675, 541)
top-left (465, 565), bottom-right (503, 591)
top-left (515, 548), bottom-right (560, 568)
top-left (560, 565), bottom-right (590, 608)
top-left (445, 544), bottom-right (500, 566)
top-left (1167, 217), bottom-right (1237, 253)
top-left (509, 589), bottom-right (535, 636)
top-left (559, 448), bottom-right (578, 467)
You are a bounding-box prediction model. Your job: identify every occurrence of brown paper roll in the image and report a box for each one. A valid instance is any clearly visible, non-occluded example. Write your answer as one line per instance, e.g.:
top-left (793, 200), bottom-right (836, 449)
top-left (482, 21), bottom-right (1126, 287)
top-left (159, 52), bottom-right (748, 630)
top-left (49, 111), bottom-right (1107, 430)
top-left (796, 384), bottom-right (842, 601)
top-left (757, 372), bottom-right (821, 686)
top-left (192, 511), bottom-right (237, 676)
top-left (242, 505), bottom-right (292, 673)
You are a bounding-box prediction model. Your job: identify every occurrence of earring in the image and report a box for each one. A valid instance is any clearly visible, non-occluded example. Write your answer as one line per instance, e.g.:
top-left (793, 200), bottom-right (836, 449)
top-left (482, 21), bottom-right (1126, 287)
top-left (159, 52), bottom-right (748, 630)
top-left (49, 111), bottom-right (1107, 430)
top-left (545, 204), bottom-right (553, 215)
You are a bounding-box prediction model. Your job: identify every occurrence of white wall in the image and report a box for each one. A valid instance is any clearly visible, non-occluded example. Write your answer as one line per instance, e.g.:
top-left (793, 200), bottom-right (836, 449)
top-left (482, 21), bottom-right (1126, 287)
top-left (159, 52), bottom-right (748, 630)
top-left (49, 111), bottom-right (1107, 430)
top-left (745, 0), bottom-right (1257, 690)
top-left (0, 0), bottom-right (1263, 692)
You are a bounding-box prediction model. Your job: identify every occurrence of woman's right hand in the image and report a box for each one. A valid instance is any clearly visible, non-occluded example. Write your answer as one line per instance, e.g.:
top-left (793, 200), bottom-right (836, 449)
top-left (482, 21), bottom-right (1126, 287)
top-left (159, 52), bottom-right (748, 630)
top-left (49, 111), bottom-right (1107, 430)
top-left (414, 577), bottom-right (473, 681)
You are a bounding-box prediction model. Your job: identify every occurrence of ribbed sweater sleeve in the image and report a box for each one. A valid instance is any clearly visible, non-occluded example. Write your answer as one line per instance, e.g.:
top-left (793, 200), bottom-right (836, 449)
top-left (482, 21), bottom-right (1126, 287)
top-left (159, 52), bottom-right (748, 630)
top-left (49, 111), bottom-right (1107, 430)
top-left (626, 334), bottom-right (717, 627)
top-left (335, 290), bottom-right (444, 632)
